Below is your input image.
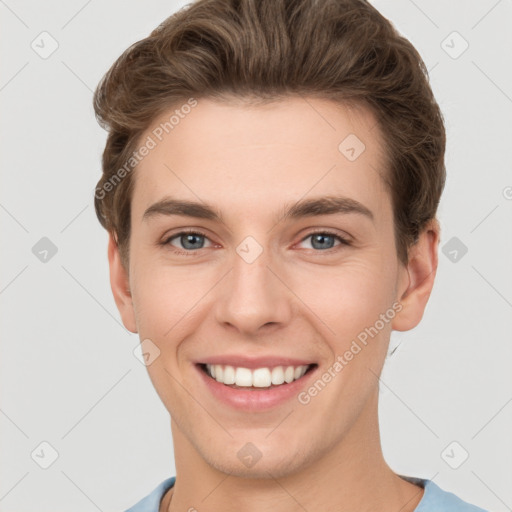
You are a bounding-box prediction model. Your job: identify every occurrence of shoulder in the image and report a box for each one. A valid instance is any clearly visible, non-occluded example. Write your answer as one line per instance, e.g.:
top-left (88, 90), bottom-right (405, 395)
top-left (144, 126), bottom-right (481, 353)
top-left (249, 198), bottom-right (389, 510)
top-left (123, 476), bottom-right (176, 512)
top-left (123, 475), bottom-right (491, 512)
top-left (408, 477), bottom-right (490, 512)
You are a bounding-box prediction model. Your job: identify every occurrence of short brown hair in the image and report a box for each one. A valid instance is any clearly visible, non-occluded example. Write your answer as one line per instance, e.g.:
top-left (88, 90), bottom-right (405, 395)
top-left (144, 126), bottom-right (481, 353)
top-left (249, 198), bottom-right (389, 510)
top-left (93, 0), bottom-right (446, 268)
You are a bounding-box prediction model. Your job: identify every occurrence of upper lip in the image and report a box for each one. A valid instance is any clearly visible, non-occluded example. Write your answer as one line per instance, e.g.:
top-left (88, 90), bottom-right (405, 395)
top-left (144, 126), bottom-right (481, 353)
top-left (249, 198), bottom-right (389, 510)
top-left (197, 355), bottom-right (316, 370)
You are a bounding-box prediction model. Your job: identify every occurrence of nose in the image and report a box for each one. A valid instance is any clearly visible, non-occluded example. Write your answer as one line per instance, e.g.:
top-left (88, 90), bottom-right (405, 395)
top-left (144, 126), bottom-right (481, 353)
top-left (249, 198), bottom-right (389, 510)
top-left (213, 244), bottom-right (294, 337)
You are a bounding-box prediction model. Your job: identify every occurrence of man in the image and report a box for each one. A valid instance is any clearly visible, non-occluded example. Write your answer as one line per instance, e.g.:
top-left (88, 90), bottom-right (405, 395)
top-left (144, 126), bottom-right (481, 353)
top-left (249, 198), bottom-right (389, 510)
top-left (93, 0), bottom-right (489, 510)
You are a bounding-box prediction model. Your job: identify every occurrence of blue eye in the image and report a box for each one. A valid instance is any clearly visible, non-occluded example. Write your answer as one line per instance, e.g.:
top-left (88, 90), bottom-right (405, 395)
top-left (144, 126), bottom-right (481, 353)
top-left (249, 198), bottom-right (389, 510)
top-left (299, 231), bottom-right (351, 251)
top-left (163, 230), bottom-right (210, 253)
top-left (162, 229), bottom-right (351, 255)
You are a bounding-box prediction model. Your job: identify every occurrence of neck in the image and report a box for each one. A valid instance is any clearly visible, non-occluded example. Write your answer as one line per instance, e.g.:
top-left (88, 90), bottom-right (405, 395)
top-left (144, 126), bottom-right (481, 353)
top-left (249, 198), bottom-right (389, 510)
top-left (163, 388), bottom-right (424, 512)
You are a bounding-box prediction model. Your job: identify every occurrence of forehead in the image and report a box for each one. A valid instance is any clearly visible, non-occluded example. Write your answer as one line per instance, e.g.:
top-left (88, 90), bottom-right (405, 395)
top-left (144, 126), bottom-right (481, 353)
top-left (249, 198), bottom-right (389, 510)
top-left (131, 96), bottom-right (391, 226)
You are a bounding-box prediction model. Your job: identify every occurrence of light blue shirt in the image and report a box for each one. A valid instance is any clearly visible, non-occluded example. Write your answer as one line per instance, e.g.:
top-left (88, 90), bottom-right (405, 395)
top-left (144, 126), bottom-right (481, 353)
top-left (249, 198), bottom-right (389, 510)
top-left (124, 475), bottom-right (489, 512)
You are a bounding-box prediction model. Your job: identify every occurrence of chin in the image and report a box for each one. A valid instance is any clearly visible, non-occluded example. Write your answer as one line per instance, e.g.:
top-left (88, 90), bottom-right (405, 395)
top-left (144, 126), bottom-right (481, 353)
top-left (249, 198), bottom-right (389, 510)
top-left (200, 438), bottom-right (318, 480)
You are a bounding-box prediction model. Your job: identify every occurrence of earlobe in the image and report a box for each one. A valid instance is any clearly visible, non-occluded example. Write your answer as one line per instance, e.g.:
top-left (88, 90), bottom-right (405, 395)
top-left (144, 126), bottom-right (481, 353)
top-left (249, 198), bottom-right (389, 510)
top-left (392, 219), bottom-right (440, 332)
top-left (107, 232), bottom-right (138, 333)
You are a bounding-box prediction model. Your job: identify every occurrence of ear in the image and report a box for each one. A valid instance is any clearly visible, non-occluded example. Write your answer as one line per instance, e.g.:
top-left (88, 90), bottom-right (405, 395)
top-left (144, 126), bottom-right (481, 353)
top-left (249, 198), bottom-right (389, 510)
top-left (392, 219), bottom-right (440, 331)
top-left (107, 232), bottom-right (138, 333)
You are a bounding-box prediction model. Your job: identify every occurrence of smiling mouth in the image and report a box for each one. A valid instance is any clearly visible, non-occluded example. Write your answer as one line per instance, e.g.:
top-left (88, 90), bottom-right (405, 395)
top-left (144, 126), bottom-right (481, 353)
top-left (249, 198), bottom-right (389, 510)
top-left (198, 363), bottom-right (318, 389)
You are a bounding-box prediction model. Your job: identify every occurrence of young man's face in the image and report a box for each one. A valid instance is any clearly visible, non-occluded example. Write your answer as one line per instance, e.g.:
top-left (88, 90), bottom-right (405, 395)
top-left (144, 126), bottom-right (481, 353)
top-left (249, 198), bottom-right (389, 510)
top-left (109, 96), bottom-right (437, 478)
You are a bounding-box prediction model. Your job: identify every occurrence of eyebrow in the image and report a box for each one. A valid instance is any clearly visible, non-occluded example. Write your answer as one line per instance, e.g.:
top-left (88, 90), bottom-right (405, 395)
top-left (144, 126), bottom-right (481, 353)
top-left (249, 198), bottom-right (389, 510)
top-left (142, 195), bottom-right (374, 224)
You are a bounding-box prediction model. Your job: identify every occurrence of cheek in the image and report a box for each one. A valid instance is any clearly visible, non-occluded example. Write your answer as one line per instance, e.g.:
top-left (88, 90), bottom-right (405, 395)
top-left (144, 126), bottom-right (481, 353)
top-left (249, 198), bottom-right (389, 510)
top-left (289, 255), bottom-right (397, 342)
top-left (130, 254), bottom-right (216, 357)
top-left (130, 241), bottom-right (398, 354)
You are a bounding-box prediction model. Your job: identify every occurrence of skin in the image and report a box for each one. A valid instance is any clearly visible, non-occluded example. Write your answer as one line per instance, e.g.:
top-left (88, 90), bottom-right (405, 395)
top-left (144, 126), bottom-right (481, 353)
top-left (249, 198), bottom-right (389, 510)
top-left (107, 96), bottom-right (440, 512)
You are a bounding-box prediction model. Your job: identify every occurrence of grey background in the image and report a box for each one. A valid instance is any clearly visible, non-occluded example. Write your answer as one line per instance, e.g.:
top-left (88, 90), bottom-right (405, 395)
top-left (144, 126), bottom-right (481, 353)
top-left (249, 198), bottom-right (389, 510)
top-left (1, 0), bottom-right (511, 510)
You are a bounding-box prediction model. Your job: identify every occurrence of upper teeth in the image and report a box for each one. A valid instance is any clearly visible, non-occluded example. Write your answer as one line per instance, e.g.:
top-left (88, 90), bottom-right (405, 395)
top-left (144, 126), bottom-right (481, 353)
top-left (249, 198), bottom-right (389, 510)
top-left (205, 364), bottom-right (310, 387)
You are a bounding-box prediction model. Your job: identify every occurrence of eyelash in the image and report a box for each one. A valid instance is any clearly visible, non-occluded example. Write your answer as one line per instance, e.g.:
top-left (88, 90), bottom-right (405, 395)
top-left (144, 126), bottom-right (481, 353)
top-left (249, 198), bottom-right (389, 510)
top-left (161, 228), bottom-right (352, 256)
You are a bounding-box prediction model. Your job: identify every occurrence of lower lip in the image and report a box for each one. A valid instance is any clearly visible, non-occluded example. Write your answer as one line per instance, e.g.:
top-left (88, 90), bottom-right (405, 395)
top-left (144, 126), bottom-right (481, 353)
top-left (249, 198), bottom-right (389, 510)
top-left (195, 364), bottom-right (318, 411)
